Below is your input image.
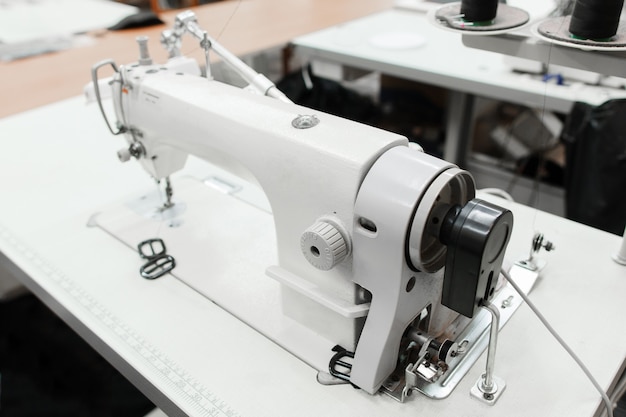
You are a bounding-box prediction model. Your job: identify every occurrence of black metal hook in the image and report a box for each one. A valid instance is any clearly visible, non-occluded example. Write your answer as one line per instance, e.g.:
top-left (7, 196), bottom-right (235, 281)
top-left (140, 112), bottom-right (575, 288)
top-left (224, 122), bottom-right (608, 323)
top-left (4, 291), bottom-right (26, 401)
top-left (328, 345), bottom-right (355, 383)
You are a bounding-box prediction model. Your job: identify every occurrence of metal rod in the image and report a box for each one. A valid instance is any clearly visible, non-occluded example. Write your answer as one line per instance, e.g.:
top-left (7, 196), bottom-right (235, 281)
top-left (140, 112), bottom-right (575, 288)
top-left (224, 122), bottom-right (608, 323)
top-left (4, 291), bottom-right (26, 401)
top-left (201, 31), bottom-right (212, 80)
top-left (170, 11), bottom-right (292, 103)
top-left (163, 177), bottom-right (174, 209)
top-left (482, 300), bottom-right (500, 392)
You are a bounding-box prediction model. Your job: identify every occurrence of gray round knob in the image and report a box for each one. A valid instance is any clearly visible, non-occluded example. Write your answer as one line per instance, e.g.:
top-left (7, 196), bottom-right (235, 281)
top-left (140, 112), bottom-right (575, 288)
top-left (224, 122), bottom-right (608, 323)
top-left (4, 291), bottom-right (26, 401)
top-left (301, 221), bottom-right (348, 270)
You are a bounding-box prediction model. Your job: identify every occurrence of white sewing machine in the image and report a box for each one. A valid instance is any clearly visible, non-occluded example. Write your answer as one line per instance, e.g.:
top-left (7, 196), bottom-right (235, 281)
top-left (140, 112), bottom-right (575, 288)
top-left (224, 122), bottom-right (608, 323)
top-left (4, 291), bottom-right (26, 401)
top-left (87, 10), bottom-right (532, 404)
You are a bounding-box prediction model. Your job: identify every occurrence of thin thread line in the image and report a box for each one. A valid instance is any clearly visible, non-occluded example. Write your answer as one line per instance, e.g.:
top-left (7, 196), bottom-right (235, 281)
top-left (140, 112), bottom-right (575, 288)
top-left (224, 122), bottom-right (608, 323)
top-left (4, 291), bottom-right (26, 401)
top-left (528, 11), bottom-right (562, 227)
top-left (501, 13), bottom-right (613, 415)
top-left (179, 0), bottom-right (243, 59)
top-left (216, 0), bottom-right (243, 41)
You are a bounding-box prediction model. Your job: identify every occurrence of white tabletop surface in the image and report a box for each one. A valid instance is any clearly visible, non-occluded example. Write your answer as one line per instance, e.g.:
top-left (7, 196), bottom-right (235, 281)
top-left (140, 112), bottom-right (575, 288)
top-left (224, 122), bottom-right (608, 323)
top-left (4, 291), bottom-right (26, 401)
top-left (292, 9), bottom-right (626, 113)
top-left (0, 96), bottom-right (625, 416)
top-left (0, 0), bottom-right (137, 44)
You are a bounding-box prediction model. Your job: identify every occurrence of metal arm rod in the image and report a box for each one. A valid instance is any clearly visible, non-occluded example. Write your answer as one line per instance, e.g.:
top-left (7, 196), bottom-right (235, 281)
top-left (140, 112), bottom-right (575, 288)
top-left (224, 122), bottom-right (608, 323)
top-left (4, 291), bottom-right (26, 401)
top-left (482, 300), bottom-right (500, 392)
top-left (194, 26), bottom-right (291, 103)
top-left (165, 11), bottom-right (292, 103)
top-left (470, 299), bottom-right (506, 404)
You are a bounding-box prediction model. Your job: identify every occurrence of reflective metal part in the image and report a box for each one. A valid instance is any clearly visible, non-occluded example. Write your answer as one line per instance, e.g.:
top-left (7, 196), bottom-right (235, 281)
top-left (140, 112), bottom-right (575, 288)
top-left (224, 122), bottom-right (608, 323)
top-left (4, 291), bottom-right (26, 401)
top-left (399, 351), bottom-right (429, 402)
top-left (469, 301), bottom-right (506, 404)
top-left (201, 31), bottom-right (212, 79)
top-left (129, 141), bottom-right (145, 158)
top-left (406, 329), bottom-right (459, 364)
top-left (161, 177), bottom-right (174, 210)
top-left (501, 295), bottom-right (514, 308)
top-left (415, 362), bottom-right (440, 382)
top-left (519, 232), bottom-right (554, 271)
top-left (161, 11), bottom-right (292, 103)
top-left (456, 339), bottom-right (469, 355)
top-left (479, 301), bottom-right (501, 395)
top-left (292, 115), bottom-right (320, 129)
top-left (471, 375), bottom-right (506, 405)
top-left (160, 29), bottom-right (181, 58)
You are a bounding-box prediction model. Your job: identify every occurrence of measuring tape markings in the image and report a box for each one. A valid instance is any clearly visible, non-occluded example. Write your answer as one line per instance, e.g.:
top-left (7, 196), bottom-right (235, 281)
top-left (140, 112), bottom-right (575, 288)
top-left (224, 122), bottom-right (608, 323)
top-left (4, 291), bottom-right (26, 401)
top-left (0, 224), bottom-right (241, 417)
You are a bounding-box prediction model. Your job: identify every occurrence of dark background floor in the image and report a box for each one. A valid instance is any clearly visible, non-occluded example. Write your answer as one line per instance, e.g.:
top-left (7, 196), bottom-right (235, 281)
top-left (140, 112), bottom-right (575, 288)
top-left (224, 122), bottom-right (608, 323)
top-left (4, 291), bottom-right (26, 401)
top-left (0, 294), bottom-right (155, 417)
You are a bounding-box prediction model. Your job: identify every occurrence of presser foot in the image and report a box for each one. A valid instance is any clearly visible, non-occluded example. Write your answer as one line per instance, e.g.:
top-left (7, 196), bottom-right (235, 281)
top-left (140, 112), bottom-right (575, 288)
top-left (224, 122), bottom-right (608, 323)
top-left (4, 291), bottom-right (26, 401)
top-left (158, 176), bottom-right (175, 211)
top-left (149, 201), bottom-right (186, 228)
top-left (381, 344), bottom-right (457, 403)
top-left (383, 352), bottom-right (451, 403)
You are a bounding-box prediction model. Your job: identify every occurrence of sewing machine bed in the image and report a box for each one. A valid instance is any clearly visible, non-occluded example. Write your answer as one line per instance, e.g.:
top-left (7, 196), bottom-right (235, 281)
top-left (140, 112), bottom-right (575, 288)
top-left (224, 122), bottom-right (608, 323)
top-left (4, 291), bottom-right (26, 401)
top-left (91, 173), bottom-right (539, 400)
top-left (92, 176), bottom-right (336, 372)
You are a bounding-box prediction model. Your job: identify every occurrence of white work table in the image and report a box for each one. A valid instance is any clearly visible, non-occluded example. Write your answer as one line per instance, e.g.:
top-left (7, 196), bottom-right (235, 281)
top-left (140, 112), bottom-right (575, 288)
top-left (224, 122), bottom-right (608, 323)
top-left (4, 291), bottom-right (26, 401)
top-left (291, 8), bottom-right (626, 164)
top-left (0, 94), bottom-right (625, 416)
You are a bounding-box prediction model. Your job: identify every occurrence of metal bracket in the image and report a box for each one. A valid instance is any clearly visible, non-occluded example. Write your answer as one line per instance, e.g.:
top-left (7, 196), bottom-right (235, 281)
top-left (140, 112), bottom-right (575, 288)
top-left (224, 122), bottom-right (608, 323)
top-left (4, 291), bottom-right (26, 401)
top-left (517, 233), bottom-right (554, 271)
top-left (397, 351), bottom-right (430, 402)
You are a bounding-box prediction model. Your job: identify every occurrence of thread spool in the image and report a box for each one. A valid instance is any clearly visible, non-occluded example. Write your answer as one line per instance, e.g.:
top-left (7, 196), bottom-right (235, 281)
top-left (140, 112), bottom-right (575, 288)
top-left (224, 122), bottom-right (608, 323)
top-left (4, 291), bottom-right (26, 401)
top-left (460, 0), bottom-right (499, 23)
top-left (569, 0), bottom-right (625, 40)
top-left (433, 0), bottom-right (529, 33)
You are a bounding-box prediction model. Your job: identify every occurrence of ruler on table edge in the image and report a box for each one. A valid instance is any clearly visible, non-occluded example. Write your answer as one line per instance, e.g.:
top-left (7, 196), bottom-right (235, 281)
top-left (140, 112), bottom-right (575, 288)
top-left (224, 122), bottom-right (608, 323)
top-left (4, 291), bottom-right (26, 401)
top-left (0, 223), bottom-right (241, 417)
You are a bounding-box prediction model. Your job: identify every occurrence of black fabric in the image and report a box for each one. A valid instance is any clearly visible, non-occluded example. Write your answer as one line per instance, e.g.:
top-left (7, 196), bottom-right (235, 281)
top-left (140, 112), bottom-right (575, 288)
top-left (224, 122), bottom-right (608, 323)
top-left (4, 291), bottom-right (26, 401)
top-left (276, 65), bottom-right (382, 126)
top-left (276, 67), bottom-right (447, 157)
top-left (618, 394), bottom-right (626, 417)
top-left (0, 294), bottom-right (155, 416)
top-left (561, 99), bottom-right (626, 235)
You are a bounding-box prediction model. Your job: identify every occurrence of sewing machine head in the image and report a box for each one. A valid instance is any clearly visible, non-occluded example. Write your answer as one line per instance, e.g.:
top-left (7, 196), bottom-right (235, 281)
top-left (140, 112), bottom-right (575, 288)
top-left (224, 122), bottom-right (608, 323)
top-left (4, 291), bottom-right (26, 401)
top-left (89, 10), bottom-right (513, 401)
